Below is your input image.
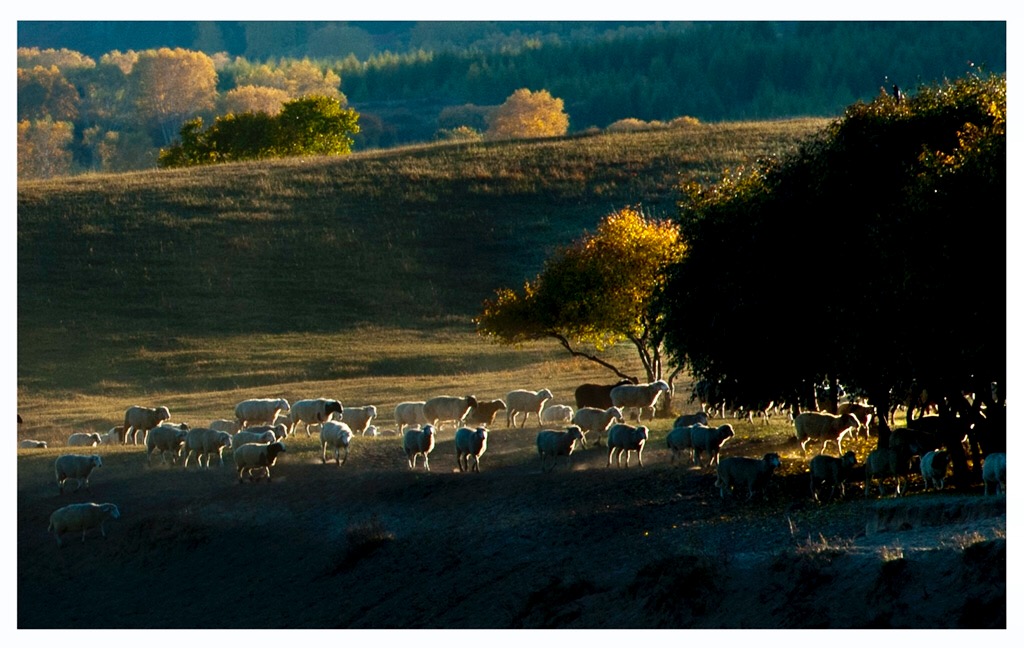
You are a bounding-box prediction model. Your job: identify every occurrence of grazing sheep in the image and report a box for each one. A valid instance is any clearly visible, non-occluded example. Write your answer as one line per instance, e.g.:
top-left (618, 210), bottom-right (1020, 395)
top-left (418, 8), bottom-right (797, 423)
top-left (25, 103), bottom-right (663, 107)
top-left (272, 412), bottom-right (295, 437)
top-left (466, 399), bottom-right (507, 427)
top-left (232, 429), bottom-right (277, 448)
top-left (837, 402), bottom-right (875, 437)
top-left (19, 439), bottom-right (48, 449)
top-left (536, 426), bottom-right (586, 472)
top-left (541, 404), bottom-right (574, 425)
top-left (793, 412), bottom-right (860, 455)
top-left (395, 402), bottom-right (429, 434)
top-left (715, 453), bottom-right (782, 500)
top-left (919, 450), bottom-right (950, 491)
top-left (145, 423), bottom-right (190, 465)
top-left (574, 379), bottom-right (636, 410)
top-left (606, 424), bottom-right (649, 468)
top-left (100, 427), bottom-right (124, 445)
top-left (67, 432), bottom-right (102, 447)
top-left (864, 448), bottom-right (908, 497)
top-left (666, 424), bottom-right (698, 464)
top-left (234, 441), bottom-right (287, 483)
top-left (54, 454), bottom-right (103, 494)
top-left (673, 411), bottom-right (710, 428)
top-left (339, 405), bottom-right (378, 436)
top-left (183, 428), bottom-right (233, 469)
top-left (689, 424), bottom-right (736, 467)
top-left (239, 423), bottom-right (287, 441)
top-left (122, 405), bottom-right (171, 445)
top-left (403, 425), bottom-right (436, 471)
top-left (209, 419), bottom-right (241, 435)
top-left (506, 389), bottom-right (554, 428)
top-left (571, 406), bottom-right (624, 447)
top-left (809, 451), bottom-right (858, 502)
top-left (234, 398), bottom-right (290, 429)
top-left (983, 452), bottom-right (1006, 495)
top-left (610, 380), bottom-right (670, 422)
top-left (423, 396), bottom-right (478, 430)
top-left (47, 502), bottom-right (120, 548)
top-left (289, 398), bottom-right (343, 436)
top-left (455, 426), bottom-right (488, 473)
top-left (320, 421), bottom-right (353, 466)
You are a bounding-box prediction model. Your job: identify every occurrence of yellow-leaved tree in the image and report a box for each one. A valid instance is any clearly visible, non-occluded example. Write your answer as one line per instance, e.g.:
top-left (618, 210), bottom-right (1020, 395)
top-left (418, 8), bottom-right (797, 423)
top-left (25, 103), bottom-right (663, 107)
top-left (477, 207), bottom-right (685, 404)
top-left (128, 48), bottom-right (218, 145)
top-left (485, 88), bottom-right (569, 140)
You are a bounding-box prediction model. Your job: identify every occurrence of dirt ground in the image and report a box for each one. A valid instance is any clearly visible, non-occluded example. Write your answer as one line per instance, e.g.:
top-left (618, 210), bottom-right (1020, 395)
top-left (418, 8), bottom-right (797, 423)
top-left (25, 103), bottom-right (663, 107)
top-left (16, 426), bottom-right (1006, 630)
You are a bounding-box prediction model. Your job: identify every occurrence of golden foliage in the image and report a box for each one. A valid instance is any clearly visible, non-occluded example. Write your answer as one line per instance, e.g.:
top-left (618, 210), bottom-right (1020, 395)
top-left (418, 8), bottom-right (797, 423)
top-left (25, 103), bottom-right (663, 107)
top-left (486, 88), bottom-right (569, 140)
top-left (222, 85), bottom-right (290, 116)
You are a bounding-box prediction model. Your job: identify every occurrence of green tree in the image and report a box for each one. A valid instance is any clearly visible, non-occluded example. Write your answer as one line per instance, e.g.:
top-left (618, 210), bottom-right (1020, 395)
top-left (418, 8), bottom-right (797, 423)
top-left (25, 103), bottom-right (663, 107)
top-left (275, 95), bottom-right (359, 156)
top-left (477, 208), bottom-right (685, 397)
top-left (486, 88), bottom-right (569, 140)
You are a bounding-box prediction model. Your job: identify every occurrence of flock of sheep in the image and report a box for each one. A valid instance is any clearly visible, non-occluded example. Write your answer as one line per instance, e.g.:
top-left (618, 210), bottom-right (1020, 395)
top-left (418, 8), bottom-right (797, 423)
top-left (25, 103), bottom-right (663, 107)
top-left (21, 379), bottom-right (1008, 548)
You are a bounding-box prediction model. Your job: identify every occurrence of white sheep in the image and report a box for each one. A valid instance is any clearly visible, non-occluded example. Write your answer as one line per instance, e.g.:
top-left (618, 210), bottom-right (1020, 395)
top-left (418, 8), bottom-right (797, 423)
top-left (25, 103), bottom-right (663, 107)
top-left (100, 427), bottom-right (124, 445)
top-left (666, 424), bottom-right (697, 464)
top-left (571, 406), bottom-right (624, 447)
top-left (403, 425), bottom-right (436, 471)
top-left (715, 453), bottom-right (782, 500)
top-left (234, 398), bottom-right (290, 428)
top-left (395, 401), bottom-right (429, 434)
top-left (233, 441), bottom-right (287, 483)
top-left (506, 389), bottom-right (553, 428)
top-left (466, 399), bottom-right (507, 427)
top-left (536, 426), bottom-right (586, 472)
top-left (454, 426), bottom-right (488, 473)
top-left (209, 418), bottom-right (241, 435)
top-left (808, 451), bottom-right (858, 502)
top-left (864, 447), bottom-right (908, 497)
top-left (47, 502), bottom-right (120, 548)
top-left (606, 423), bottom-right (649, 468)
top-left (339, 405), bottom-right (378, 436)
top-left (145, 423), bottom-right (190, 465)
top-left (983, 452), bottom-right (1006, 495)
top-left (54, 454), bottom-right (103, 494)
top-left (183, 428), bottom-right (234, 469)
top-left (289, 398), bottom-right (343, 436)
top-left (540, 404), bottom-right (574, 425)
top-left (320, 421), bottom-right (354, 466)
top-left (793, 412), bottom-right (860, 455)
top-left (364, 425), bottom-right (380, 437)
top-left (122, 405), bottom-right (171, 445)
top-left (232, 429), bottom-right (277, 448)
top-left (423, 395), bottom-right (478, 429)
top-left (67, 432), bottom-right (102, 447)
top-left (688, 424), bottom-right (736, 467)
top-left (610, 380), bottom-right (670, 422)
top-left (272, 412), bottom-right (295, 437)
top-left (920, 449), bottom-right (950, 491)
top-left (19, 439), bottom-right (48, 449)
top-left (238, 423), bottom-right (288, 441)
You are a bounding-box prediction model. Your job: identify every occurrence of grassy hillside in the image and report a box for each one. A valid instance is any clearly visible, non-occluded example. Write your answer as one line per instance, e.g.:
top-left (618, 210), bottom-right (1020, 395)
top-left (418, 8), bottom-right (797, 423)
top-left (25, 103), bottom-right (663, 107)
top-left (18, 119), bottom-right (827, 432)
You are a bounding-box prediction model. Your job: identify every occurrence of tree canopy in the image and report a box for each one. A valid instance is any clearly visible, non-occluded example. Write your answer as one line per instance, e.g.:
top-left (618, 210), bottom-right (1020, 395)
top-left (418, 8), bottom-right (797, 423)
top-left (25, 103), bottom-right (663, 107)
top-left (486, 88), bottom-right (569, 140)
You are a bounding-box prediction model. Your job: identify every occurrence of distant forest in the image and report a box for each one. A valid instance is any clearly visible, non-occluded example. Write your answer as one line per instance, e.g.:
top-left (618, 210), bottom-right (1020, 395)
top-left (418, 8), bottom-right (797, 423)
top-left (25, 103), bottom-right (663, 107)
top-left (17, 21), bottom-right (1006, 175)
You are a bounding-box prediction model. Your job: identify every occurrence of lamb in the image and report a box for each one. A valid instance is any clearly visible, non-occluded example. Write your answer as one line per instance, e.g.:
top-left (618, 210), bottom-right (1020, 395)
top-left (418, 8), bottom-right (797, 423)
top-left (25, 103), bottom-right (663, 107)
top-left (231, 429), bottom-right (277, 448)
top-left (570, 406), bottom-right (624, 447)
top-left (864, 447), bottom-right (908, 497)
top-left (541, 404), bottom-right (574, 425)
top-left (183, 428), bottom-right (233, 469)
top-left (920, 450), bottom-right (950, 491)
top-left (19, 440), bottom-right (48, 448)
top-left (536, 426), bottom-right (586, 472)
top-left (47, 502), bottom-right (120, 548)
top-left (506, 389), bottom-right (554, 428)
top-left (209, 419), bottom-right (241, 435)
top-left (54, 454), bottom-right (103, 494)
top-left (395, 401), bottom-right (429, 434)
top-left (289, 398), bottom-right (343, 436)
top-left (837, 402), bottom-right (875, 437)
top-left (574, 379), bottom-right (636, 409)
top-left (673, 411), bottom-right (710, 428)
top-left (339, 405), bottom-right (378, 436)
top-left (403, 425), bottom-right (436, 471)
top-left (100, 427), bottom-right (124, 445)
top-left (466, 399), bottom-right (507, 426)
top-left (320, 421), bottom-right (353, 466)
top-left (423, 395), bottom-right (478, 429)
top-left (145, 423), bottom-right (190, 465)
top-left (67, 432), bottom-right (102, 447)
top-left (792, 412), bottom-right (860, 455)
top-left (364, 425), bottom-right (380, 437)
top-left (808, 451), bottom-right (858, 502)
top-left (606, 423), bottom-right (649, 468)
top-left (122, 405), bottom-right (171, 445)
top-left (233, 441), bottom-right (287, 483)
top-left (982, 452), bottom-right (1006, 495)
top-left (715, 453), bottom-right (782, 500)
top-left (454, 426), bottom-right (488, 473)
top-left (273, 412), bottom-right (295, 437)
top-left (688, 424), bottom-right (736, 467)
top-left (234, 398), bottom-right (290, 429)
top-left (610, 380), bottom-right (670, 422)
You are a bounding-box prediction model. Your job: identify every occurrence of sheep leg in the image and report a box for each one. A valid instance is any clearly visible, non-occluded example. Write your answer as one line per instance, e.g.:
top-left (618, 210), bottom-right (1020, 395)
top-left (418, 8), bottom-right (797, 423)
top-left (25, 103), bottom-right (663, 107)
top-left (637, 450), bottom-right (643, 468)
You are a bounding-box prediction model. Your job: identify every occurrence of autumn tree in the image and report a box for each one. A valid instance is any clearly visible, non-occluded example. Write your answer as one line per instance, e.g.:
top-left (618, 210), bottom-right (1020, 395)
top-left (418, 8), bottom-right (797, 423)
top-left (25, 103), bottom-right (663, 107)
top-left (128, 48), bottom-right (218, 145)
top-left (485, 88), bottom-right (569, 140)
top-left (477, 208), bottom-right (685, 402)
top-left (18, 118), bottom-right (74, 179)
top-left (17, 66), bottom-right (80, 122)
top-left (229, 58), bottom-right (344, 102)
top-left (222, 85), bottom-right (291, 116)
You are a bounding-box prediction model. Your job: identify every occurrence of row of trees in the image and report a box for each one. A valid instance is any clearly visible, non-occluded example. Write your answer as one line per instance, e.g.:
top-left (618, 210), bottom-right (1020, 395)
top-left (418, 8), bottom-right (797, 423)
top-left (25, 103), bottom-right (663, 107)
top-left (478, 73), bottom-right (1006, 484)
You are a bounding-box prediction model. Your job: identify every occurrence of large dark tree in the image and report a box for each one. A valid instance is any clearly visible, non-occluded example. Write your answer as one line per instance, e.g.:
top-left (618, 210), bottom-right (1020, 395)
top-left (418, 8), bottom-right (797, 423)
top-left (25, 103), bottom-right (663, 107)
top-left (660, 73), bottom-right (1005, 483)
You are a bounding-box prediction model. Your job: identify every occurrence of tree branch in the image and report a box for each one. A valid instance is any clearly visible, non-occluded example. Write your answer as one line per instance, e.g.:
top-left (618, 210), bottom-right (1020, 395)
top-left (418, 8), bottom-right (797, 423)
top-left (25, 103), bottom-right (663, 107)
top-left (547, 332), bottom-right (638, 382)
